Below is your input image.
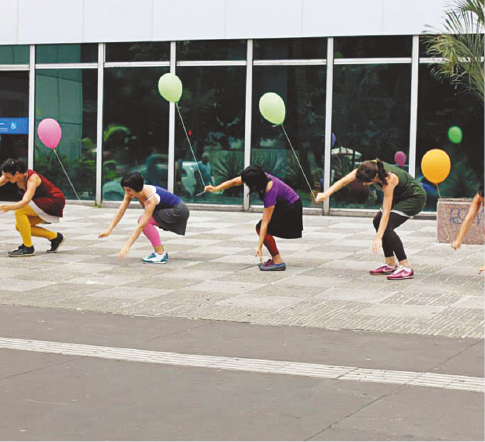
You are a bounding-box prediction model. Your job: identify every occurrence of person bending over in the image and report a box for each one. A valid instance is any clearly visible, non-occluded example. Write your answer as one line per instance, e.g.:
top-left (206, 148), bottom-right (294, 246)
top-left (0, 158), bottom-right (65, 257)
top-left (99, 171), bottom-right (189, 264)
top-left (316, 159), bottom-right (426, 280)
top-left (205, 164), bottom-right (303, 271)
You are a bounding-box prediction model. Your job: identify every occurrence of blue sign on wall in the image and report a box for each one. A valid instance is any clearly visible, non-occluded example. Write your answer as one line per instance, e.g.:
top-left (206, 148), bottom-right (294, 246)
top-left (0, 118), bottom-right (29, 134)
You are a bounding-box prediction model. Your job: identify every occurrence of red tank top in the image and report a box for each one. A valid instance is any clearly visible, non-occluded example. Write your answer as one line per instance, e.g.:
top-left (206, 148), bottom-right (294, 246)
top-left (22, 169), bottom-right (65, 217)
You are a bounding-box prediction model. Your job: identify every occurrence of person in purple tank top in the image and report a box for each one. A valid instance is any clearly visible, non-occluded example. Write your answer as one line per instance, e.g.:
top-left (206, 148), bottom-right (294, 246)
top-left (99, 172), bottom-right (190, 264)
top-left (205, 165), bottom-right (303, 271)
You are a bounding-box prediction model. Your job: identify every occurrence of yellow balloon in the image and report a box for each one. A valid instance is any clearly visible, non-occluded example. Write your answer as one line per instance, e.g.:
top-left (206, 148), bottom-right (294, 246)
top-left (421, 149), bottom-right (451, 184)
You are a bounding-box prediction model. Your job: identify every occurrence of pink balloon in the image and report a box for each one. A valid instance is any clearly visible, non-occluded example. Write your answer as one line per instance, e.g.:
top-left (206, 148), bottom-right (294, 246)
top-left (38, 118), bottom-right (62, 149)
top-left (394, 151), bottom-right (406, 167)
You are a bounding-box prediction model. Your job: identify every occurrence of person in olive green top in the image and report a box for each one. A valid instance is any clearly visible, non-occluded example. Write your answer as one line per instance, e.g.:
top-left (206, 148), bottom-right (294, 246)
top-left (315, 159), bottom-right (426, 280)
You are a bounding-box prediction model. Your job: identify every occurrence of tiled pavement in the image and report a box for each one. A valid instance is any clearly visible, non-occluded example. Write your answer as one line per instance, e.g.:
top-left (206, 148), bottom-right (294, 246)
top-left (0, 204), bottom-right (483, 339)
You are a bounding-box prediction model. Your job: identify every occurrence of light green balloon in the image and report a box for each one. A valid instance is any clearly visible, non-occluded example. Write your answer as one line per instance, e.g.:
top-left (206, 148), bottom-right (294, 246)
top-left (259, 92), bottom-right (286, 125)
top-left (448, 126), bottom-right (463, 144)
top-left (158, 73), bottom-right (183, 103)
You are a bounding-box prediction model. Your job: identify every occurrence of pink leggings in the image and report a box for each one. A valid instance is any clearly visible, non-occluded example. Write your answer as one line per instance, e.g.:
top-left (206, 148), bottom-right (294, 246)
top-left (139, 216), bottom-right (161, 248)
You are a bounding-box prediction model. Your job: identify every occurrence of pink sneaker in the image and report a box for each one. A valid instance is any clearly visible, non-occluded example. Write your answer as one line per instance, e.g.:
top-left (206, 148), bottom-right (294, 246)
top-left (369, 264), bottom-right (397, 275)
top-left (387, 266), bottom-right (414, 280)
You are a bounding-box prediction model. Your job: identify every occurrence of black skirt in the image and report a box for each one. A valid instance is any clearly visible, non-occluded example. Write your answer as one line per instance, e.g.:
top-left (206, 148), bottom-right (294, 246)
top-left (152, 203), bottom-right (190, 236)
top-left (256, 198), bottom-right (303, 239)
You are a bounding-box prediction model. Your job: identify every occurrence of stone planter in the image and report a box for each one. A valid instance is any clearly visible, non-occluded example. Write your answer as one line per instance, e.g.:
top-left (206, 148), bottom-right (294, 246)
top-left (437, 198), bottom-right (484, 245)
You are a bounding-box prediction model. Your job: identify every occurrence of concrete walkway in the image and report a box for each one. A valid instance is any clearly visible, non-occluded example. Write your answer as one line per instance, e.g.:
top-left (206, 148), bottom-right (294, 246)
top-left (0, 204), bottom-right (482, 339)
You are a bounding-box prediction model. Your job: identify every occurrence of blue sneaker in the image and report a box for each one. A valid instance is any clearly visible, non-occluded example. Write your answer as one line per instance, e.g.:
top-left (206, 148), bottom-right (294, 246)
top-left (258, 260), bottom-right (286, 271)
top-left (142, 252), bottom-right (169, 264)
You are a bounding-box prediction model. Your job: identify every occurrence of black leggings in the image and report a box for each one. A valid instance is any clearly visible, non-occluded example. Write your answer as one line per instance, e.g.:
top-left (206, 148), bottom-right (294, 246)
top-left (373, 211), bottom-right (409, 262)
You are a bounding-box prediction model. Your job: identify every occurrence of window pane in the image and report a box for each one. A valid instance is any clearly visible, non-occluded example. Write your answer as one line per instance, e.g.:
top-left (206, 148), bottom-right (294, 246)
top-left (0, 71), bottom-right (29, 201)
top-left (331, 64), bottom-right (411, 209)
top-left (36, 44), bottom-right (98, 63)
top-left (106, 42), bottom-right (170, 62)
top-left (34, 69), bottom-right (98, 200)
top-left (254, 38), bottom-right (327, 60)
top-left (334, 36), bottom-right (412, 58)
top-left (417, 64), bottom-right (484, 210)
top-left (177, 40), bottom-right (246, 61)
top-left (252, 66), bottom-right (327, 208)
top-left (103, 68), bottom-right (169, 201)
top-left (0, 45), bottom-right (29, 64)
top-left (174, 66), bottom-right (246, 205)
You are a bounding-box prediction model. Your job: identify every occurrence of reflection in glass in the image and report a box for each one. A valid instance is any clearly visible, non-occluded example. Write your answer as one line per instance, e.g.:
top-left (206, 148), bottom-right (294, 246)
top-left (34, 69), bottom-right (97, 200)
top-left (254, 38), bottom-right (327, 60)
top-left (0, 71), bottom-right (29, 201)
top-left (0, 46), bottom-right (29, 64)
top-left (177, 40), bottom-right (246, 61)
top-left (174, 66), bottom-right (246, 204)
top-left (252, 66), bottom-right (327, 208)
top-left (103, 68), bottom-right (169, 201)
top-left (417, 64), bottom-right (484, 210)
top-left (331, 64), bottom-right (411, 209)
top-left (36, 45), bottom-right (98, 64)
top-left (106, 42), bottom-right (170, 62)
top-left (334, 36), bottom-right (412, 58)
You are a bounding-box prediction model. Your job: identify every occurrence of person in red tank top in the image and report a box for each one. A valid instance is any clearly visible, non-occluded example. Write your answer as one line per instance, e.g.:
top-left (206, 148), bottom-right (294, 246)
top-left (0, 158), bottom-right (66, 257)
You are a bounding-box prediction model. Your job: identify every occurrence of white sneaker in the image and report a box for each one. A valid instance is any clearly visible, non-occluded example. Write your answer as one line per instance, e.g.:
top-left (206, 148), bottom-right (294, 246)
top-left (142, 252), bottom-right (169, 264)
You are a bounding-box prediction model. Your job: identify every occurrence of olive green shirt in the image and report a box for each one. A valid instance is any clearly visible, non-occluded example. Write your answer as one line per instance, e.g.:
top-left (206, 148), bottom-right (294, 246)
top-left (375, 162), bottom-right (427, 216)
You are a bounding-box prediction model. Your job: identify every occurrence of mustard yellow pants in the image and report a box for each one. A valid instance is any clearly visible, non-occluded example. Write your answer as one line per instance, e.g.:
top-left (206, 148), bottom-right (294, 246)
top-left (14, 205), bottom-right (57, 247)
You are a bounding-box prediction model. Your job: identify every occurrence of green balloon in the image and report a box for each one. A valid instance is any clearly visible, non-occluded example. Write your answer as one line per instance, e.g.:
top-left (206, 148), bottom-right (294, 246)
top-left (448, 126), bottom-right (463, 144)
top-left (259, 92), bottom-right (286, 125)
top-left (158, 73), bottom-right (183, 103)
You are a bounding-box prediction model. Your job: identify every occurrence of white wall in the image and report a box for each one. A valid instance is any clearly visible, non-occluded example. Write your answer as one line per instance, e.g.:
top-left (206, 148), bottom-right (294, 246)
top-left (0, 0), bottom-right (451, 45)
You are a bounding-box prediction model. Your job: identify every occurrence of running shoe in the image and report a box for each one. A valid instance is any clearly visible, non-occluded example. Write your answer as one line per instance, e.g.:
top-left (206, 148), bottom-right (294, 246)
top-left (142, 252), bottom-right (169, 264)
top-left (387, 266), bottom-right (414, 280)
top-left (258, 261), bottom-right (286, 271)
top-left (47, 232), bottom-right (65, 253)
top-left (369, 264), bottom-right (397, 275)
top-left (8, 244), bottom-right (35, 257)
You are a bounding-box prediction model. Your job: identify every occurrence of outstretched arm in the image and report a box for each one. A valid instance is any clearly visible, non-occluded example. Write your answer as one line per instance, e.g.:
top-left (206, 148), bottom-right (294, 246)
top-left (205, 176), bottom-right (243, 193)
top-left (0, 175), bottom-right (39, 213)
top-left (452, 193), bottom-right (482, 250)
top-left (315, 169), bottom-right (357, 204)
top-left (119, 199), bottom-right (156, 259)
top-left (98, 193), bottom-right (131, 238)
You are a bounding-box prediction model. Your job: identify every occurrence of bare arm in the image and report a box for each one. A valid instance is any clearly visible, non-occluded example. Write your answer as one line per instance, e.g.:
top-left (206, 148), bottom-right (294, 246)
top-left (98, 193), bottom-right (131, 238)
top-left (119, 199), bottom-right (156, 258)
top-left (0, 175), bottom-right (39, 212)
top-left (0, 175), bottom-right (6, 188)
top-left (256, 206), bottom-right (275, 262)
top-left (372, 174), bottom-right (398, 253)
top-left (452, 193), bottom-right (482, 249)
top-left (315, 169), bottom-right (357, 203)
top-left (205, 176), bottom-right (243, 193)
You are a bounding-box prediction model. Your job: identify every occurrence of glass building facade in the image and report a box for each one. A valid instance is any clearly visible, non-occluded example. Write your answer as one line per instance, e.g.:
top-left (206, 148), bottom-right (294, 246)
top-left (0, 38), bottom-right (482, 213)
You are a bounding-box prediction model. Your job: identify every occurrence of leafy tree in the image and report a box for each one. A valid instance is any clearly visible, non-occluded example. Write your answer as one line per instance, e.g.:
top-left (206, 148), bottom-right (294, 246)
top-left (425, 0), bottom-right (484, 105)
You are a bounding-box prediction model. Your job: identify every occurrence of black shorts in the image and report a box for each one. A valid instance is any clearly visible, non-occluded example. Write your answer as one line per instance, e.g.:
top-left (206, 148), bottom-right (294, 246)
top-left (256, 198), bottom-right (303, 239)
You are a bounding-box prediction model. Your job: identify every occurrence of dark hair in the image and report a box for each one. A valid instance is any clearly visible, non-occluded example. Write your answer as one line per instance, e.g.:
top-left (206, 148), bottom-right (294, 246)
top-left (241, 164), bottom-right (270, 200)
top-left (1, 158), bottom-right (27, 175)
top-left (478, 177), bottom-right (484, 197)
top-left (120, 171), bottom-right (144, 192)
top-left (356, 159), bottom-right (388, 186)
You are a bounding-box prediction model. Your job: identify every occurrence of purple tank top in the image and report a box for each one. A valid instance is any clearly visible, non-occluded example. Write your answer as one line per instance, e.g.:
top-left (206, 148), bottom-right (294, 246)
top-left (263, 173), bottom-right (300, 208)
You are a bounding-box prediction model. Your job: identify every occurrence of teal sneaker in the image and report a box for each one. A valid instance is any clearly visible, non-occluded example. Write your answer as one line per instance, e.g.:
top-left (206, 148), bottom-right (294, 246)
top-left (142, 252), bottom-right (169, 264)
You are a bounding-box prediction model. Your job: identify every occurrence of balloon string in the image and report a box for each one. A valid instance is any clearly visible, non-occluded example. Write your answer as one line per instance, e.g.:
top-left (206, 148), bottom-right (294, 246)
top-left (437, 183), bottom-right (452, 243)
top-left (281, 125), bottom-right (316, 203)
top-left (53, 149), bottom-right (81, 200)
top-left (175, 103), bottom-right (206, 190)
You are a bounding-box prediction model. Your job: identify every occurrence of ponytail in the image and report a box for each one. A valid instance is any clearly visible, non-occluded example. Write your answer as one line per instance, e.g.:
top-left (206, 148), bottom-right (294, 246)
top-left (356, 159), bottom-right (388, 186)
